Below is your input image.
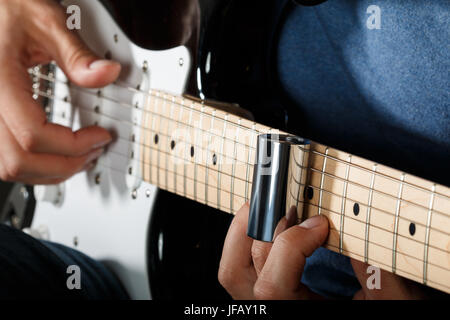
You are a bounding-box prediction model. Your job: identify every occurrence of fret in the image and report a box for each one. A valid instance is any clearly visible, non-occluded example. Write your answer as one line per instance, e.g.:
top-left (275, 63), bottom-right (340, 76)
top-left (217, 115), bottom-right (228, 210)
top-left (165, 98), bottom-right (175, 191)
top-left (205, 110), bottom-right (216, 206)
top-left (182, 99), bottom-right (194, 198)
top-left (423, 184), bottom-right (436, 285)
top-left (245, 123), bottom-right (257, 202)
top-left (155, 93), bottom-right (163, 187)
top-left (365, 164), bottom-right (377, 263)
top-left (392, 173), bottom-right (406, 273)
top-left (73, 80), bottom-right (449, 294)
top-left (295, 146), bottom-right (307, 213)
top-left (339, 155), bottom-right (352, 254)
top-left (318, 148), bottom-right (329, 216)
top-left (143, 91), bottom-right (152, 182)
top-left (174, 97), bottom-right (183, 194)
top-left (148, 91), bottom-right (159, 184)
top-left (230, 119), bottom-right (240, 212)
top-left (193, 103), bottom-right (205, 202)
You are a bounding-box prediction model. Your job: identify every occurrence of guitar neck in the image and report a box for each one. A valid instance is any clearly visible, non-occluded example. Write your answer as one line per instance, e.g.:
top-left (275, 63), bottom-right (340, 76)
top-left (134, 89), bottom-right (450, 294)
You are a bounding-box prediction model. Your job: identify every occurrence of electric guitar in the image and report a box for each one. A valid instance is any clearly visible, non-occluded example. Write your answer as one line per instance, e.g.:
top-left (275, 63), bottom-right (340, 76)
top-left (28, 0), bottom-right (449, 299)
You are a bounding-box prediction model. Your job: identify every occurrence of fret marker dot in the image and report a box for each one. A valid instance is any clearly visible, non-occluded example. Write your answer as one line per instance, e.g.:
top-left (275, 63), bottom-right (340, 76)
top-left (305, 187), bottom-right (314, 200)
top-left (190, 146), bottom-right (195, 158)
top-left (353, 203), bottom-right (360, 216)
top-left (170, 140), bottom-right (176, 150)
top-left (154, 134), bottom-right (159, 145)
top-left (212, 154), bottom-right (217, 166)
top-left (409, 223), bottom-right (416, 236)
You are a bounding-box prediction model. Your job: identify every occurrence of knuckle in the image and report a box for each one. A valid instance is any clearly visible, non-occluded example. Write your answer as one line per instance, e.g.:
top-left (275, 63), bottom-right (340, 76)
top-left (274, 230), bottom-right (297, 249)
top-left (17, 130), bottom-right (37, 152)
top-left (253, 279), bottom-right (279, 300)
top-left (251, 243), bottom-right (267, 263)
top-left (3, 157), bottom-right (22, 181)
top-left (218, 268), bottom-right (237, 290)
top-left (0, 166), bottom-right (7, 182)
top-left (65, 44), bottom-right (92, 69)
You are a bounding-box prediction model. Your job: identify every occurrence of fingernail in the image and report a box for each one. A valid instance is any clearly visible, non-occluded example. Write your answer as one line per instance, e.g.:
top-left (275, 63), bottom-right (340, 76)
top-left (299, 216), bottom-right (324, 229)
top-left (89, 59), bottom-right (119, 70)
top-left (85, 148), bottom-right (104, 165)
top-left (92, 138), bottom-right (112, 149)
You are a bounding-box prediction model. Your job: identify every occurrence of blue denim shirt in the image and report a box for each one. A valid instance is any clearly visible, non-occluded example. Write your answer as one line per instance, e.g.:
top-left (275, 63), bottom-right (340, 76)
top-left (276, 0), bottom-right (449, 298)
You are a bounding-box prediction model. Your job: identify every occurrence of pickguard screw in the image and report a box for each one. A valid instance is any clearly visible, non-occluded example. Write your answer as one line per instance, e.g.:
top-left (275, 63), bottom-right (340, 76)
top-left (95, 173), bottom-right (101, 185)
top-left (132, 189), bottom-right (138, 199)
top-left (113, 34), bottom-right (118, 43)
top-left (179, 58), bottom-right (184, 66)
top-left (142, 61), bottom-right (148, 72)
top-left (73, 237), bottom-right (79, 247)
top-left (146, 189), bottom-right (151, 198)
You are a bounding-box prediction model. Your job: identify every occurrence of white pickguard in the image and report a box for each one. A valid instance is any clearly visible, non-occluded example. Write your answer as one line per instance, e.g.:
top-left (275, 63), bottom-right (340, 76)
top-left (32, 0), bottom-right (191, 299)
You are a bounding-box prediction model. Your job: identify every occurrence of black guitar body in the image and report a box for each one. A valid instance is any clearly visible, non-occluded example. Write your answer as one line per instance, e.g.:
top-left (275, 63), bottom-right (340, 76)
top-left (98, 0), bottom-right (294, 299)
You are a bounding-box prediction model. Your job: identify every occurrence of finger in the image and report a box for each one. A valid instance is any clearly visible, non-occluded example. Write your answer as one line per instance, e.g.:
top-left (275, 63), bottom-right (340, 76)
top-left (12, 161), bottom-right (96, 186)
top-left (0, 116), bottom-right (104, 182)
top-left (351, 259), bottom-right (423, 300)
top-left (254, 215), bottom-right (329, 300)
top-left (29, 2), bottom-right (121, 88)
top-left (251, 241), bottom-right (272, 277)
top-left (0, 146), bottom-right (104, 183)
top-left (251, 206), bottom-right (298, 276)
top-left (218, 203), bottom-right (257, 299)
top-left (19, 148), bottom-right (104, 181)
top-left (0, 83), bottom-right (112, 156)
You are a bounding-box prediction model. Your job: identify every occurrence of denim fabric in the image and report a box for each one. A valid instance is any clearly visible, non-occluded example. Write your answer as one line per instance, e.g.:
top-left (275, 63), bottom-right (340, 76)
top-left (0, 224), bottom-right (128, 299)
top-left (276, 0), bottom-right (449, 298)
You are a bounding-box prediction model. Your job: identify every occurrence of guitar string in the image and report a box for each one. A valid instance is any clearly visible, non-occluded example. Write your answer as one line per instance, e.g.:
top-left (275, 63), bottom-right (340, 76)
top-left (37, 91), bottom-right (257, 177)
top-left (34, 63), bottom-right (450, 291)
top-left (35, 90), bottom-right (450, 223)
top-left (33, 91), bottom-right (450, 272)
top-left (40, 90), bottom-right (450, 260)
top-left (324, 242), bottom-right (450, 290)
top-left (33, 80), bottom-right (447, 216)
top-left (288, 186), bottom-right (450, 259)
top-left (32, 70), bottom-right (263, 135)
top-left (89, 155), bottom-right (450, 273)
top-left (32, 72), bottom-right (450, 204)
top-left (36, 89), bottom-right (450, 223)
top-left (291, 169), bottom-right (450, 237)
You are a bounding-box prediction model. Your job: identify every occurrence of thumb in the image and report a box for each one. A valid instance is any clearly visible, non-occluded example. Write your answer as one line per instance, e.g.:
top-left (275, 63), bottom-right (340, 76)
top-left (254, 216), bottom-right (329, 299)
top-left (42, 9), bottom-right (121, 88)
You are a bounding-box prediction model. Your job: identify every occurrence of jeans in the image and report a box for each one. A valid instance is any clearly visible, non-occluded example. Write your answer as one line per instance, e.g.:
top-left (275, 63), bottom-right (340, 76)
top-left (0, 224), bottom-right (128, 299)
